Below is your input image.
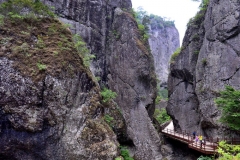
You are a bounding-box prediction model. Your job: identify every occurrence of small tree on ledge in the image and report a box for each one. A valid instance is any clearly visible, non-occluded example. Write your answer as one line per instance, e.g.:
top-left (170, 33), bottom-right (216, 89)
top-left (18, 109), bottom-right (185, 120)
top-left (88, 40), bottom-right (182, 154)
top-left (215, 85), bottom-right (240, 130)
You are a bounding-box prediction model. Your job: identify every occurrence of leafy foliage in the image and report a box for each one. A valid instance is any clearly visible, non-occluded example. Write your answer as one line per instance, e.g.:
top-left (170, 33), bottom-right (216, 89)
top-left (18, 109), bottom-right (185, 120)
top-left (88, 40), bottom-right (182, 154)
top-left (73, 34), bottom-right (95, 67)
top-left (0, 0), bottom-right (55, 18)
top-left (134, 6), bottom-right (175, 30)
top-left (188, 0), bottom-right (209, 27)
top-left (158, 88), bottom-right (168, 99)
top-left (215, 86), bottom-right (240, 130)
top-left (155, 88), bottom-right (168, 104)
top-left (170, 47), bottom-right (181, 63)
top-left (120, 146), bottom-right (134, 160)
top-left (37, 62), bottom-right (47, 71)
top-left (217, 141), bottom-right (240, 160)
top-left (132, 7), bottom-right (174, 44)
top-left (154, 108), bottom-right (171, 125)
top-left (100, 88), bottom-right (117, 103)
top-left (155, 95), bottom-right (161, 105)
top-left (104, 114), bottom-right (114, 127)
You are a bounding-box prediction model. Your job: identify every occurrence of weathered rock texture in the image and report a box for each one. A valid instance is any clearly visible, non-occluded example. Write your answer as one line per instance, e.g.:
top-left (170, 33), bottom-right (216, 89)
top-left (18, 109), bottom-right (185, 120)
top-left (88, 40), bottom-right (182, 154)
top-left (107, 9), bottom-right (161, 159)
top-left (41, 0), bottom-right (161, 159)
top-left (0, 18), bottom-right (118, 159)
top-left (167, 0), bottom-right (240, 139)
top-left (149, 26), bottom-right (180, 84)
top-left (0, 0), bottom-right (162, 159)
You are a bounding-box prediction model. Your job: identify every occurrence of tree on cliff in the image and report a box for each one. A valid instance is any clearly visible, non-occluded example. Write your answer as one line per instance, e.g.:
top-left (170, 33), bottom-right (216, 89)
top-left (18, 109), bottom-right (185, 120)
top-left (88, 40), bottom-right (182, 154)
top-left (215, 86), bottom-right (240, 130)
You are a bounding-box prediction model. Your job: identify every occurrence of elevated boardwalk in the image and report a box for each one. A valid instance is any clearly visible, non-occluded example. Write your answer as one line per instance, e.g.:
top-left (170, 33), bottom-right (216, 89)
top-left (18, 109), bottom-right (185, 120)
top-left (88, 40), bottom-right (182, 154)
top-left (161, 122), bottom-right (240, 155)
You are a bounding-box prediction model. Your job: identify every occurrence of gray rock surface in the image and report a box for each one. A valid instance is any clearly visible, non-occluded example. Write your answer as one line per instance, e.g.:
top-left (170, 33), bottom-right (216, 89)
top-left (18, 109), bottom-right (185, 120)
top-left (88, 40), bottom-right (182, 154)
top-left (0, 0), bottom-right (162, 159)
top-left (42, 1), bottom-right (162, 159)
top-left (167, 0), bottom-right (240, 139)
top-left (107, 8), bottom-right (162, 159)
top-left (149, 26), bottom-right (180, 84)
top-left (0, 58), bottom-right (118, 160)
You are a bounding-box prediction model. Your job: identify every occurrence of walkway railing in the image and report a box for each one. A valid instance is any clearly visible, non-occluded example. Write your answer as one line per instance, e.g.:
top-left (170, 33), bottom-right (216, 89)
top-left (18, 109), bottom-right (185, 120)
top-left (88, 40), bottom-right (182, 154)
top-left (161, 127), bottom-right (240, 155)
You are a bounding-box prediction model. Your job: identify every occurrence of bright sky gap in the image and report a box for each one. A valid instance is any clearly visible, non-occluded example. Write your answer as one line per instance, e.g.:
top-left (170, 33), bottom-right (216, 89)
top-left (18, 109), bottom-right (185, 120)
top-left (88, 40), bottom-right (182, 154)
top-left (131, 0), bottom-right (201, 45)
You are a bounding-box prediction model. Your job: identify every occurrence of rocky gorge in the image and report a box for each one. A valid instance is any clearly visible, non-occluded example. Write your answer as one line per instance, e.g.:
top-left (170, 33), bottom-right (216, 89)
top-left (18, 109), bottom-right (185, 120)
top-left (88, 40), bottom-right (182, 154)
top-left (0, 0), bottom-right (162, 159)
top-left (0, 0), bottom-right (239, 159)
top-left (167, 0), bottom-right (240, 139)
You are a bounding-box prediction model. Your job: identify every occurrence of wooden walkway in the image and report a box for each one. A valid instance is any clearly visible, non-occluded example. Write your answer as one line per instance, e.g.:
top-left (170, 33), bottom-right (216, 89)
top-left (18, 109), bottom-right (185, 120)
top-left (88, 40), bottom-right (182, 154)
top-left (161, 122), bottom-right (240, 155)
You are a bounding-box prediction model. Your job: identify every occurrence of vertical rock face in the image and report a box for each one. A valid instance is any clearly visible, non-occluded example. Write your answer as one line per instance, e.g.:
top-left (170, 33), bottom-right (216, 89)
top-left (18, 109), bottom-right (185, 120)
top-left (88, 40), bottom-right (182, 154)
top-left (40, 0), bottom-right (161, 159)
top-left (167, 0), bottom-right (240, 138)
top-left (0, 18), bottom-right (119, 159)
top-left (0, 0), bottom-right (162, 159)
top-left (149, 26), bottom-right (180, 84)
top-left (107, 9), bottom-right (161, 159)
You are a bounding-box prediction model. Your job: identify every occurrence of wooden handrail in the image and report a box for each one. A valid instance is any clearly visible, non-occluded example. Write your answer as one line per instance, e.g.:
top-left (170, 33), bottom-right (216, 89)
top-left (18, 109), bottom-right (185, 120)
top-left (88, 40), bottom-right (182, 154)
top-left (161, 127), bottom-right (240, 154)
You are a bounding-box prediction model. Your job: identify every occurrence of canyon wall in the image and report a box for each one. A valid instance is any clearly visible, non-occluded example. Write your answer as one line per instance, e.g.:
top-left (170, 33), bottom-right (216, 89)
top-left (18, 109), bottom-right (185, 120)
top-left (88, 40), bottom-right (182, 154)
top-left (0, 0), bottom-right (162, 159)
top-left (167, 0), bottom-right (240, 138)
top-left (149, 26), bottom-right (179, 84)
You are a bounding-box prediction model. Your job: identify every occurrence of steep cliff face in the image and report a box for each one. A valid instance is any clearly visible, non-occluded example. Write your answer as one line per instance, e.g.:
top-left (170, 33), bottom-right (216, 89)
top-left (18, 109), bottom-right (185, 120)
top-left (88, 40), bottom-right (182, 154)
top-left (40, 0), bottom-right (161, 159)
top-left (167, 0), bottom-right (240, 138)
top-left (0, 0), bottom-right (162, 159)
top-left (149, 26), bottom-right (180, 84)
top-left (0, 17), bottom-right (118, 159)
top-left (107, 9), bottom-right (161, 159)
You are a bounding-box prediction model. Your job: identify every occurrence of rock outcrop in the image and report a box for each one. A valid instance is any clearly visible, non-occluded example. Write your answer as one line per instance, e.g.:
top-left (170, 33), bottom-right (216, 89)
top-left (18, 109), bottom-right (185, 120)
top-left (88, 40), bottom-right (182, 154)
top-left (149, 26), bottom-right (180, 84)
top-left (0, 0), bottom-right (162, 159)
top-left (0, 18), bottom-right (118, 159)
top-left (42, 0), bottom-right (162, 159)
top-left (167, 0), bottom-right (240, 138)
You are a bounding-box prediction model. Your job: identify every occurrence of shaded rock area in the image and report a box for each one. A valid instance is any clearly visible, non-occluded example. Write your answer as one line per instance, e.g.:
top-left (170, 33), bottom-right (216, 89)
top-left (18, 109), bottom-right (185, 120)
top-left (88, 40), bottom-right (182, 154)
top-left (0, 18), bottom-right (118, 159)
top-left (161, 138), bottom-right (201, 160)
top-left (167, 0), bottom-right (240, 139)
top-left (149, 26), bottom-right (180, 84)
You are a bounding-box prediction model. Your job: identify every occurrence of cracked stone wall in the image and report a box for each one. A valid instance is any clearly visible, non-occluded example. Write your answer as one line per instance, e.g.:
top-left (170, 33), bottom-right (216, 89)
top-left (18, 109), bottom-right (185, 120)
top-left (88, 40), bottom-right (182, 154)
top-left (0, 58), bottom-right (118, 160)
top-left (40, 1), bottom-right (161, 159)
top-left (0, 0), bottom-right (162, 159)
top-left (167, 0), bottom-right (240, 139)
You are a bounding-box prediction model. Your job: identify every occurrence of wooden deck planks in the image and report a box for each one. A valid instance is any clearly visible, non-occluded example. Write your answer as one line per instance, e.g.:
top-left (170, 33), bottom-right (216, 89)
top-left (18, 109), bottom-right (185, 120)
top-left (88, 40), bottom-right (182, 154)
top-left (161, 122), bottom-right (218, 154)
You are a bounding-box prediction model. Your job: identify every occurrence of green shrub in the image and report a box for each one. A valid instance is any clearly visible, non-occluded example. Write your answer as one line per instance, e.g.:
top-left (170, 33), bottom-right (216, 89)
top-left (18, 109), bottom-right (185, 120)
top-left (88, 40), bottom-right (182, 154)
top-left (0, 0), bottom-right (54, 18)
top-left (170, 47), bottom-right (181, 63)
top-left (199, 0), bottom-right (209, 11)
top-left (137, 23), bottom-right (149, 43)
top-left (217, 141), bottom-right (240, 160)
top-left (158, 88), bottom-right (168, 99)
top-left (215, 86), bottom-right (240, 130)
top-left (73, 34), bottom-right (95, 67)
top-left (104, 114), bottom-right (114, 127)
top-left (188, 0), bottom-right (209, 27)
top-left (154, 108), bottom-right (171, 125)
top-left (155, 95), bottom-right (161, 105)
top-left (100, 88), bottom-right (117, 103)
top-left (37, 62), bottom-right (47, 71)
top-left (120, 146), bottom-right (134, 160)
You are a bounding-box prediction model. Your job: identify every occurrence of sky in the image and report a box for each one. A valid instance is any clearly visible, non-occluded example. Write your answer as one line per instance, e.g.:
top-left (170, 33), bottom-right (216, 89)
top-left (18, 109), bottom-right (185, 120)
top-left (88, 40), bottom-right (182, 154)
top-left (131, 0), bottom-right (201, 45)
